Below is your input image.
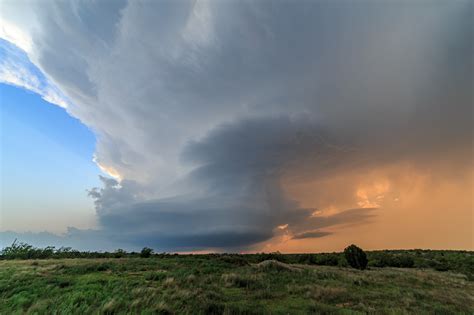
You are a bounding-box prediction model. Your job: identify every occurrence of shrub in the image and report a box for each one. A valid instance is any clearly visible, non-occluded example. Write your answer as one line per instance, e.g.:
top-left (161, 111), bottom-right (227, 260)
top-left (202, 301), bottom-right (225, 315)
top-left (297, 253), bottom-right (313, 264)
top-left (113, 249), bottom-right (126, 258)
top-left (218, 254), bottom-right (250, 266)
top-left (432, 259), bottom-right (449, 272)
top-left (396, 255), bottom-right (415, 268)
top-left (344, 244), bottom-right (368, 270)
top-left (140, 247), bottom-right (153, 258)
top-left (314, 253), bottom-right (339, 266)
top-left (0, 241), bottom-right (55, 259)
top-left (369, 253), bottom-right (415, 268)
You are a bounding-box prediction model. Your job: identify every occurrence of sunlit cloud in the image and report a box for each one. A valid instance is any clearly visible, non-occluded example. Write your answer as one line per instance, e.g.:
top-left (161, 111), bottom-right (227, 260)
top-left (0, 17), bottom-right (32, 53)
top-left (0, 39), bottom-right (68, 108)
top-left (93, 155), bottom-right (122, 181)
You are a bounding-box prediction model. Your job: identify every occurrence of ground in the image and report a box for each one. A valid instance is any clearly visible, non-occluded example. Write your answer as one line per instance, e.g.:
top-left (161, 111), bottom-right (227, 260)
top-left (0, 257), bottom-right (473, 314)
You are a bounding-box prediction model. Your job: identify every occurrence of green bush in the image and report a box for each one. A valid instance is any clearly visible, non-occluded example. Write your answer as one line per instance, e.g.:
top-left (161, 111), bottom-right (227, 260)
top-left (140, 247), bottom-right (153, 258)
top-left (369, 253), bottom-right (415, 268)
top-left (396, 255), bottom-right (415, 268)
top-left (218, 254), bottom-right (250, 266)
top-left (344, 244), bottom-right (368, 270)
top-left (314, 253), bottom-right (339, 266)
top-left (113, 249), bottom-right (126, 258)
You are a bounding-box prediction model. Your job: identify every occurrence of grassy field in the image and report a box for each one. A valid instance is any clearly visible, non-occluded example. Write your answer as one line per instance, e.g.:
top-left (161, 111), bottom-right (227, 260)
top-left (1, 256), bottom-right (473, 314)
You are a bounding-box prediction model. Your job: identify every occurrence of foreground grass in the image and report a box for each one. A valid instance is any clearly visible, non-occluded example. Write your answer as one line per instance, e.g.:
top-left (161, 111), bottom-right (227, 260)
top-left (1, 257), bottom-right (472, 314)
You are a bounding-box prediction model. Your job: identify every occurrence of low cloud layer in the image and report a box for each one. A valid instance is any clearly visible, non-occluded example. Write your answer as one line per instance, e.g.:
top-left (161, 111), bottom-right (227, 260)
top-left (0, 1), bottom-right (472, 251)
top-left (292, 231), bottom-right (332, 240)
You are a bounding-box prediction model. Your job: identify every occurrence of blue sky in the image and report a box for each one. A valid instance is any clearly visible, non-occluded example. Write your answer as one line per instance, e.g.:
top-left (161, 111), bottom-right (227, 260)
top-left (0, 82), bottom-right (100, 233)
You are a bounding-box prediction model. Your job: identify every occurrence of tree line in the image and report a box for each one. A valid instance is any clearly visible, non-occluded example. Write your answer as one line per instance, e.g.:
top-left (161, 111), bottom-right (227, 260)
top-left (1, 240), bottom-right (472, 279)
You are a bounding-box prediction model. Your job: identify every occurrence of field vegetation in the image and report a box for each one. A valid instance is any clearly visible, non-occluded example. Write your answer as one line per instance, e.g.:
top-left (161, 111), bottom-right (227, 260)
top-left (1, 242), bottom-right (473, 314)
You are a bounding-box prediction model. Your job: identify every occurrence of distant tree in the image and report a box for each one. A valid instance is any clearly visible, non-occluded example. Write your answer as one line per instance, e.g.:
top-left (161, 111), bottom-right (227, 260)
top-left (140, 247), bottom-right (153, 258)
top-left (1, 240), bottom-right (33, 259)
top-left (344, 244), bottom-right (368, 270)
top-left (114, 248), bottom-right (126, 258)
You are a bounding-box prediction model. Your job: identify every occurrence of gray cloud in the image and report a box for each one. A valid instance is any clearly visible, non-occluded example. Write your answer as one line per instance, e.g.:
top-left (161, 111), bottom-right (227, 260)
top-left (292, 231), bottom-right (332, 240)
top-left (0, 0), bottom-right (472, 250)
top-left (86, 117), bottom-right (379, 250)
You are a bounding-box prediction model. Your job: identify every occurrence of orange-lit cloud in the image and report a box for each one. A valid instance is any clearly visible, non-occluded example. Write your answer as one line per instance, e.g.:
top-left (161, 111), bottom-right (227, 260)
top-left (93, 156), bottom-right (122, 181)
top-left (263, 160), bottom-right (473, 253)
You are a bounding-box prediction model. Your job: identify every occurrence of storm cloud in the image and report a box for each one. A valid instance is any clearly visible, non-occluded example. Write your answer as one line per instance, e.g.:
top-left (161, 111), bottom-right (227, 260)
top-left (0, 0), bottom-right (472, 251)
top-left (292, 231), bottom-right (332, 240)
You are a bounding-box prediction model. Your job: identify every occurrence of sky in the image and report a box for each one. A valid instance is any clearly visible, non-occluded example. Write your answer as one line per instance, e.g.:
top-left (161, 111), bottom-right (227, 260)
top-left (0, 0), bottom-right (472, 252)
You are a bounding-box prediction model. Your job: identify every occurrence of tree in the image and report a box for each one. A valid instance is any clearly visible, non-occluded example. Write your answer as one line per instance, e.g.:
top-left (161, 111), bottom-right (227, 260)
top-left (344, 244), bottom-right (368, 270)
top-left (114, 248), bottom-right (126, 258)
top-left (140, 247), bottom-right (153, 258)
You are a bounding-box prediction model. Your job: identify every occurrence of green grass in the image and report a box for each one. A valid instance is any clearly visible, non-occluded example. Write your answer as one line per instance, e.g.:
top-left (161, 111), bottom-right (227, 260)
top-left (1, 257), bottom-right (473, 314)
